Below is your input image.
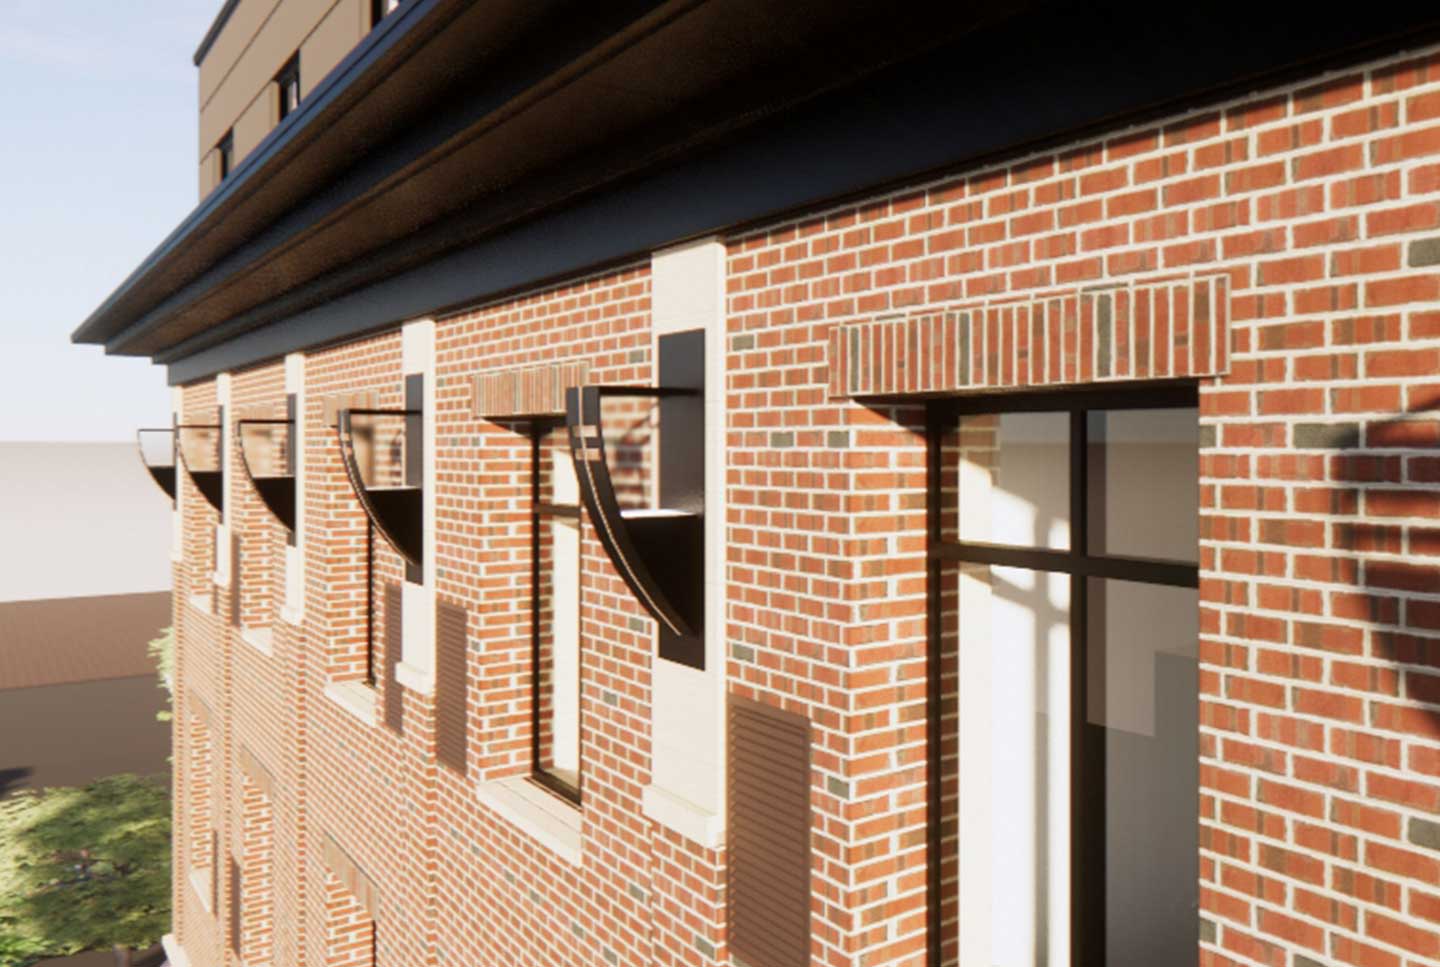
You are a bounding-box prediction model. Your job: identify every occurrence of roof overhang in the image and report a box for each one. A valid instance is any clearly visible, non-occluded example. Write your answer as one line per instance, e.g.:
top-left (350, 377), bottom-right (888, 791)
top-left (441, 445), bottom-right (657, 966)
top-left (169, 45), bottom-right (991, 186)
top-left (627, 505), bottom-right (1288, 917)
top-left (75, 1), bottom-right (1440, 384)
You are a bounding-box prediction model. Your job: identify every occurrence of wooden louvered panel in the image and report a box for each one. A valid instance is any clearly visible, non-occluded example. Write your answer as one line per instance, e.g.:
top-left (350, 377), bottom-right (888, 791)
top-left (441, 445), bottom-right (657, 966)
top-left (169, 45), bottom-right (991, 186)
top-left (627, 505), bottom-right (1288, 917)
top-left (435, 598), bottom-right (469, 775)
top-left (727, 695), bottom-right (811, 967)
top-left (229, 536), bottom-right (242, 628)
top-left (210, 830), bottom-right (220, 914)
top-left (383, 583), bottom-right (403, 732)
top-left (229, 853), bottom-right (242, 956)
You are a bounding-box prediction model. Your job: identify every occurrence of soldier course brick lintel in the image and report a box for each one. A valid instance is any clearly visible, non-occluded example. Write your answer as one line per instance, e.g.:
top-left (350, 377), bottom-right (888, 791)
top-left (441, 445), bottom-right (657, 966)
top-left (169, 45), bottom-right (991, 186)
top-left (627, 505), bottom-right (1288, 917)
top-left (826, 273), bottom-right (1231, 399)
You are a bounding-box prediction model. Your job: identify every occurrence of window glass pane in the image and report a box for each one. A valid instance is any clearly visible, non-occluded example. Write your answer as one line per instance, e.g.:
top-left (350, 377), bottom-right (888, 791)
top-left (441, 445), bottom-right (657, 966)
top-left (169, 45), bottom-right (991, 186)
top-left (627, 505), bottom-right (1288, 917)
top-left (957, 412), bottom-right (1070, 549)
top-left (536, 427), bottom-right (580, 795)
top-left (1085, 577), bottom-right (1198, 966)
top-left (1086, 408), bottom-right (1198, 562)
top-left (956, 564), bottom-right (1070, 966)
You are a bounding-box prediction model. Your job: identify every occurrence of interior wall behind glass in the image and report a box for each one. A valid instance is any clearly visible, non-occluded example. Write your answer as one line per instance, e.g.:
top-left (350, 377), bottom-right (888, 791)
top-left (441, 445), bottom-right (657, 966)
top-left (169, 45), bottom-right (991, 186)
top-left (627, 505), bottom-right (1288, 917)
top-left (957, 564), bottom-right (1071, 967)
top-left (1086, 577), bottom-right (1199, 966)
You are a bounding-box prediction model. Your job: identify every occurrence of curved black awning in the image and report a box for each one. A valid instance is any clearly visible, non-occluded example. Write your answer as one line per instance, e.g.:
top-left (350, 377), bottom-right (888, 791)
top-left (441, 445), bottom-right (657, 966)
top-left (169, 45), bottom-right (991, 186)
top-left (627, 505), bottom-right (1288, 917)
top-left (565, 385), bottom-right (702, 641)
top-left (177, 424), bottom-right (224, 513)
top-left (337, 408), bottom-right (422, 568)
top-left (237, 416), bottom-right (297, 533)
top-left (136, 428), bottom-right (177, 504)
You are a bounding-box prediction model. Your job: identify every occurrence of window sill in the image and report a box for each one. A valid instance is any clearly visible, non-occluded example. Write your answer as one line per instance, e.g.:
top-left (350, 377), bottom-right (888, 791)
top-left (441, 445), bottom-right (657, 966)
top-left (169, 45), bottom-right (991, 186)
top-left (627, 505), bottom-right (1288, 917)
top-left (211, 568), bottom-right (230, 588)
top-left (395, 660), bottom-right (434, 695)
top-left (188, 867), bottom-right (213, 914)
top-left (187, 592), bottom-right (213, 615)
top-left (161, 934), bottom-right (193, 967)
top-left (324, 680), bottom-right (377, 727)
top-left (476, 776), bottom-right (582, 865)
top-left (278, 604), bottom-right (304, 627)
top-left (239, 626), bottom-right (274, 656)
top-left (642, 784), bottom-right (724, 849)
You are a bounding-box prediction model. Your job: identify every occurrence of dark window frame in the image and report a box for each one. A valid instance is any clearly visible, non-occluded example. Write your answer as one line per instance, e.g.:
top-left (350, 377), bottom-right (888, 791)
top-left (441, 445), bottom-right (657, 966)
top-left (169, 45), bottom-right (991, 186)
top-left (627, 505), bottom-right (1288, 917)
top-left (924, 380), bottom-right (1201, 967)
top-left (276, 53), bottom-right (301, 122)
top-left (370, 0), bottom-right (400, 30)
top-left (217, 130), bottom-right (234, 182)
top-left (528, 418), bottom-right (583, 805)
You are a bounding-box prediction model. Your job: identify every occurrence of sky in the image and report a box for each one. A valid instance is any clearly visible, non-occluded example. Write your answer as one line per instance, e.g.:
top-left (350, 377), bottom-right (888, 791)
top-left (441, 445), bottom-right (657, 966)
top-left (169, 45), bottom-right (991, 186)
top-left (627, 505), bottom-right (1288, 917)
top-left (0, 1), bottom-right (215, 441)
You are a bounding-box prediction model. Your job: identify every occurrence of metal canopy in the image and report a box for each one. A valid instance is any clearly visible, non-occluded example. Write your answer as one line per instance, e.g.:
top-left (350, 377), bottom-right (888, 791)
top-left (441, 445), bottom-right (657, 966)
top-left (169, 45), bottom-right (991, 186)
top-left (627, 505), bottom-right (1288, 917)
top-left (136, 428), bottom-right (178, 504)
top-left (565, 385), bottom-right (703, 643)
top-left (237, 416), bottom-right (297, 533)
top-left (177, 424), bottom-right (224, 513)
top-left (337, 408), bottom-right (422, 569)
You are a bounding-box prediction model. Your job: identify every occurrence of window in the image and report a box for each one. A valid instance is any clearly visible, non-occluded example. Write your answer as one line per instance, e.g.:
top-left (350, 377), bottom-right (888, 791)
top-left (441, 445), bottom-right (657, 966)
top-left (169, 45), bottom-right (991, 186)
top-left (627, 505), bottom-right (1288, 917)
top-left (217, 130), bottom-right (234, 182)
top-left (370, 0), bottom-right (400, 29)
top-left (276, 54), bottom-right (300, 122)
top-left (531, 422), bottom-right (581, 803)
top-left (933, 386), bottom-right (1199, 966)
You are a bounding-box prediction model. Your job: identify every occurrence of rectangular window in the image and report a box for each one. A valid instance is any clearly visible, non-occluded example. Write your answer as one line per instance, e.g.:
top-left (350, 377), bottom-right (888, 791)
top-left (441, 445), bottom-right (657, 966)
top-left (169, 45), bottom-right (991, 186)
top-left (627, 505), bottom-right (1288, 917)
top-left (276, 54), bottom-right (300, 122)
top-left (935, 387), bottom-right (1199, 966)
top-left (532, 423), bottom-right (581, 803)
top-left (371, 0), bottom-right (400, 29)
top-left (217, 130), bottom-right (234, 181)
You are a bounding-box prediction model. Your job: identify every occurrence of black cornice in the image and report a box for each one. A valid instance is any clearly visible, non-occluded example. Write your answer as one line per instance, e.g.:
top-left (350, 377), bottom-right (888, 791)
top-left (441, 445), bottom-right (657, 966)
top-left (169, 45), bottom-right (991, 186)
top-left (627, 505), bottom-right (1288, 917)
top-left (78, 2), bottom-right (1440, 386)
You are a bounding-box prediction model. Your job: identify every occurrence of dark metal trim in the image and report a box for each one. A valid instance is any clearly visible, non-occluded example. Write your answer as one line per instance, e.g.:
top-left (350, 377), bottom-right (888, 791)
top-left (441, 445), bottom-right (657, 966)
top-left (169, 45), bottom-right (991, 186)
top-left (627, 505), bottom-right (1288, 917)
top-left (564, 385), bottom-right (703, 640)
top-left (176, 422), bottom-right (225, 513)
top-left (528, 418), bottom-right (583, 806)
top-left (924, 405), bottom-right (942, 967)
top-left (236, 417), bottom-right (297, 532)
top-left (136, 427), bottom-right (178, 504)
top-left (336, 408), bottom-right (423, 569)
top-left (930, 542), bottom-right (1198, 589)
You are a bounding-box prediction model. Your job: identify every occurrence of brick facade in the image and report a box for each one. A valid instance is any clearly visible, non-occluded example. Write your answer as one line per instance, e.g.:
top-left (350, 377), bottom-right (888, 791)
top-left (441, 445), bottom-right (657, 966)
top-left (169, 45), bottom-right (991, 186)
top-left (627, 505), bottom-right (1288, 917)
top-left (164, 40), bottom-right (1440, 967)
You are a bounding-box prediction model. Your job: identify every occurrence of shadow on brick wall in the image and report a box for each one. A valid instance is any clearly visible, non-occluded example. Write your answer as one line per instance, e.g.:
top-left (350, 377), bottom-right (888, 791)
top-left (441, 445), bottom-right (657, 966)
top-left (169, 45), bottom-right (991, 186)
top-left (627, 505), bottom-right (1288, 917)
top-left (1323, 407), bottom-right (1439, 738)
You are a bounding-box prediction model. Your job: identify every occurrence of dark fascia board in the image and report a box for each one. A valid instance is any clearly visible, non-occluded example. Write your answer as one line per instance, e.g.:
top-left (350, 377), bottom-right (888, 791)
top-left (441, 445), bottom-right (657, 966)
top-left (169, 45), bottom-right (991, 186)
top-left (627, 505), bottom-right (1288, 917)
top-left (116, 0), bottom-right (723, 359)
top-left (73, 0), bottom-right (467, 347)
top-left (193, 0), bottom-right (241, 66)
top-left (165, 6), bottom-right (1440, 385)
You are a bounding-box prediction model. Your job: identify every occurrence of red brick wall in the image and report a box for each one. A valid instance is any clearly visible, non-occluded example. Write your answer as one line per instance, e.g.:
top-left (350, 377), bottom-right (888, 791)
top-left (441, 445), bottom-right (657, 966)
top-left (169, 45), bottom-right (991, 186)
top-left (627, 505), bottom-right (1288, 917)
top-left (726, 44), bottom-right (1440, 967)
top-left (168, 40), bottom-right (1440, 967)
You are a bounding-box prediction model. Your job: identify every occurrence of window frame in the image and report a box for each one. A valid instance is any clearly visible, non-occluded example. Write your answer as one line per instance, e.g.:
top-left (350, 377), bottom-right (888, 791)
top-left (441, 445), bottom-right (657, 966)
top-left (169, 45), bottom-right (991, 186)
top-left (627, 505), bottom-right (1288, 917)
top-left (925, 381), bottom-right (1201, 966)
top-left (529, 418), bottom-right (583, 805)
top-left (370, 0), bottom-right (401, 30)
top-left (217, 130), bottom-right (234, 182)
top-left (276, 54), bottom-right (301, 123)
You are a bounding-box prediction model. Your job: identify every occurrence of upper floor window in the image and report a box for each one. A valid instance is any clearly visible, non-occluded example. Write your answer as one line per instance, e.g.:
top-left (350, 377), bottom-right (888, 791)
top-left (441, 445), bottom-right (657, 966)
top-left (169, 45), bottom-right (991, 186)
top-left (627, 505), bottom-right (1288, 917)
top-left (217, 131), bottom-right (234, 182)
top-left (371, 0), bottom-right (401, 30)
top-left (532, 423), bottom-right (581, 803)
top-left (276, 55), bottom-right (301, 122)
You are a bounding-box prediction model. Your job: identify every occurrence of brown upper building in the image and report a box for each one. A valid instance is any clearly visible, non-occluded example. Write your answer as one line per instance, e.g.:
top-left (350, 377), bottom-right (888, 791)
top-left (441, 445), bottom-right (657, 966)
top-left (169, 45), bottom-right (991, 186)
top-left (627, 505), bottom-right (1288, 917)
top-left (196, 0), bottom-right (398, 196)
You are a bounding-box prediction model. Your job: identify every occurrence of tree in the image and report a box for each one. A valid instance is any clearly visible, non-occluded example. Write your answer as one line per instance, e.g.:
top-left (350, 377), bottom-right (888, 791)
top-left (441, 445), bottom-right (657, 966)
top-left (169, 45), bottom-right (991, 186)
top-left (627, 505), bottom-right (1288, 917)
top-left (0, 775), bottom-right (170, 967)
top-left (147, 626), bottom-right (174, 723)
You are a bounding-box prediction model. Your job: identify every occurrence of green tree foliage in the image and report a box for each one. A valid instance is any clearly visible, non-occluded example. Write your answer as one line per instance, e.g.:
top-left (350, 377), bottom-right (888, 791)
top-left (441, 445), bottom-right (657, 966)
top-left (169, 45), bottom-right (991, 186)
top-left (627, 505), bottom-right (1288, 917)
top-left (147, 626), bottom-right (174, 723)
top-left (0, 775), bottom-right (171, 966)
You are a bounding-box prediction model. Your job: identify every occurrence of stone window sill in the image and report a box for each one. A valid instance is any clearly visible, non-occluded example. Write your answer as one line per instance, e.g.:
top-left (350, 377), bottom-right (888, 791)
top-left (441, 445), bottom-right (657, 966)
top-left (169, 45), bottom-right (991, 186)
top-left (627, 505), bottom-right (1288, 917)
top-left (324, 680), bottom-right (377, 728)
top-left (476, 776), bottom-right (582, 865)
top-left (161, 934), bottom-right (193, 967)
top-left (278, 604), bottom-right (304, 628)
top-left (642, 784), bottom-right (724, 849)
top-left (188, 867), bottom-right (213, 914)
top-left (187, 592), bottom-right (213, 615)
top-left (239, 626), bottom-right (273, 657)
